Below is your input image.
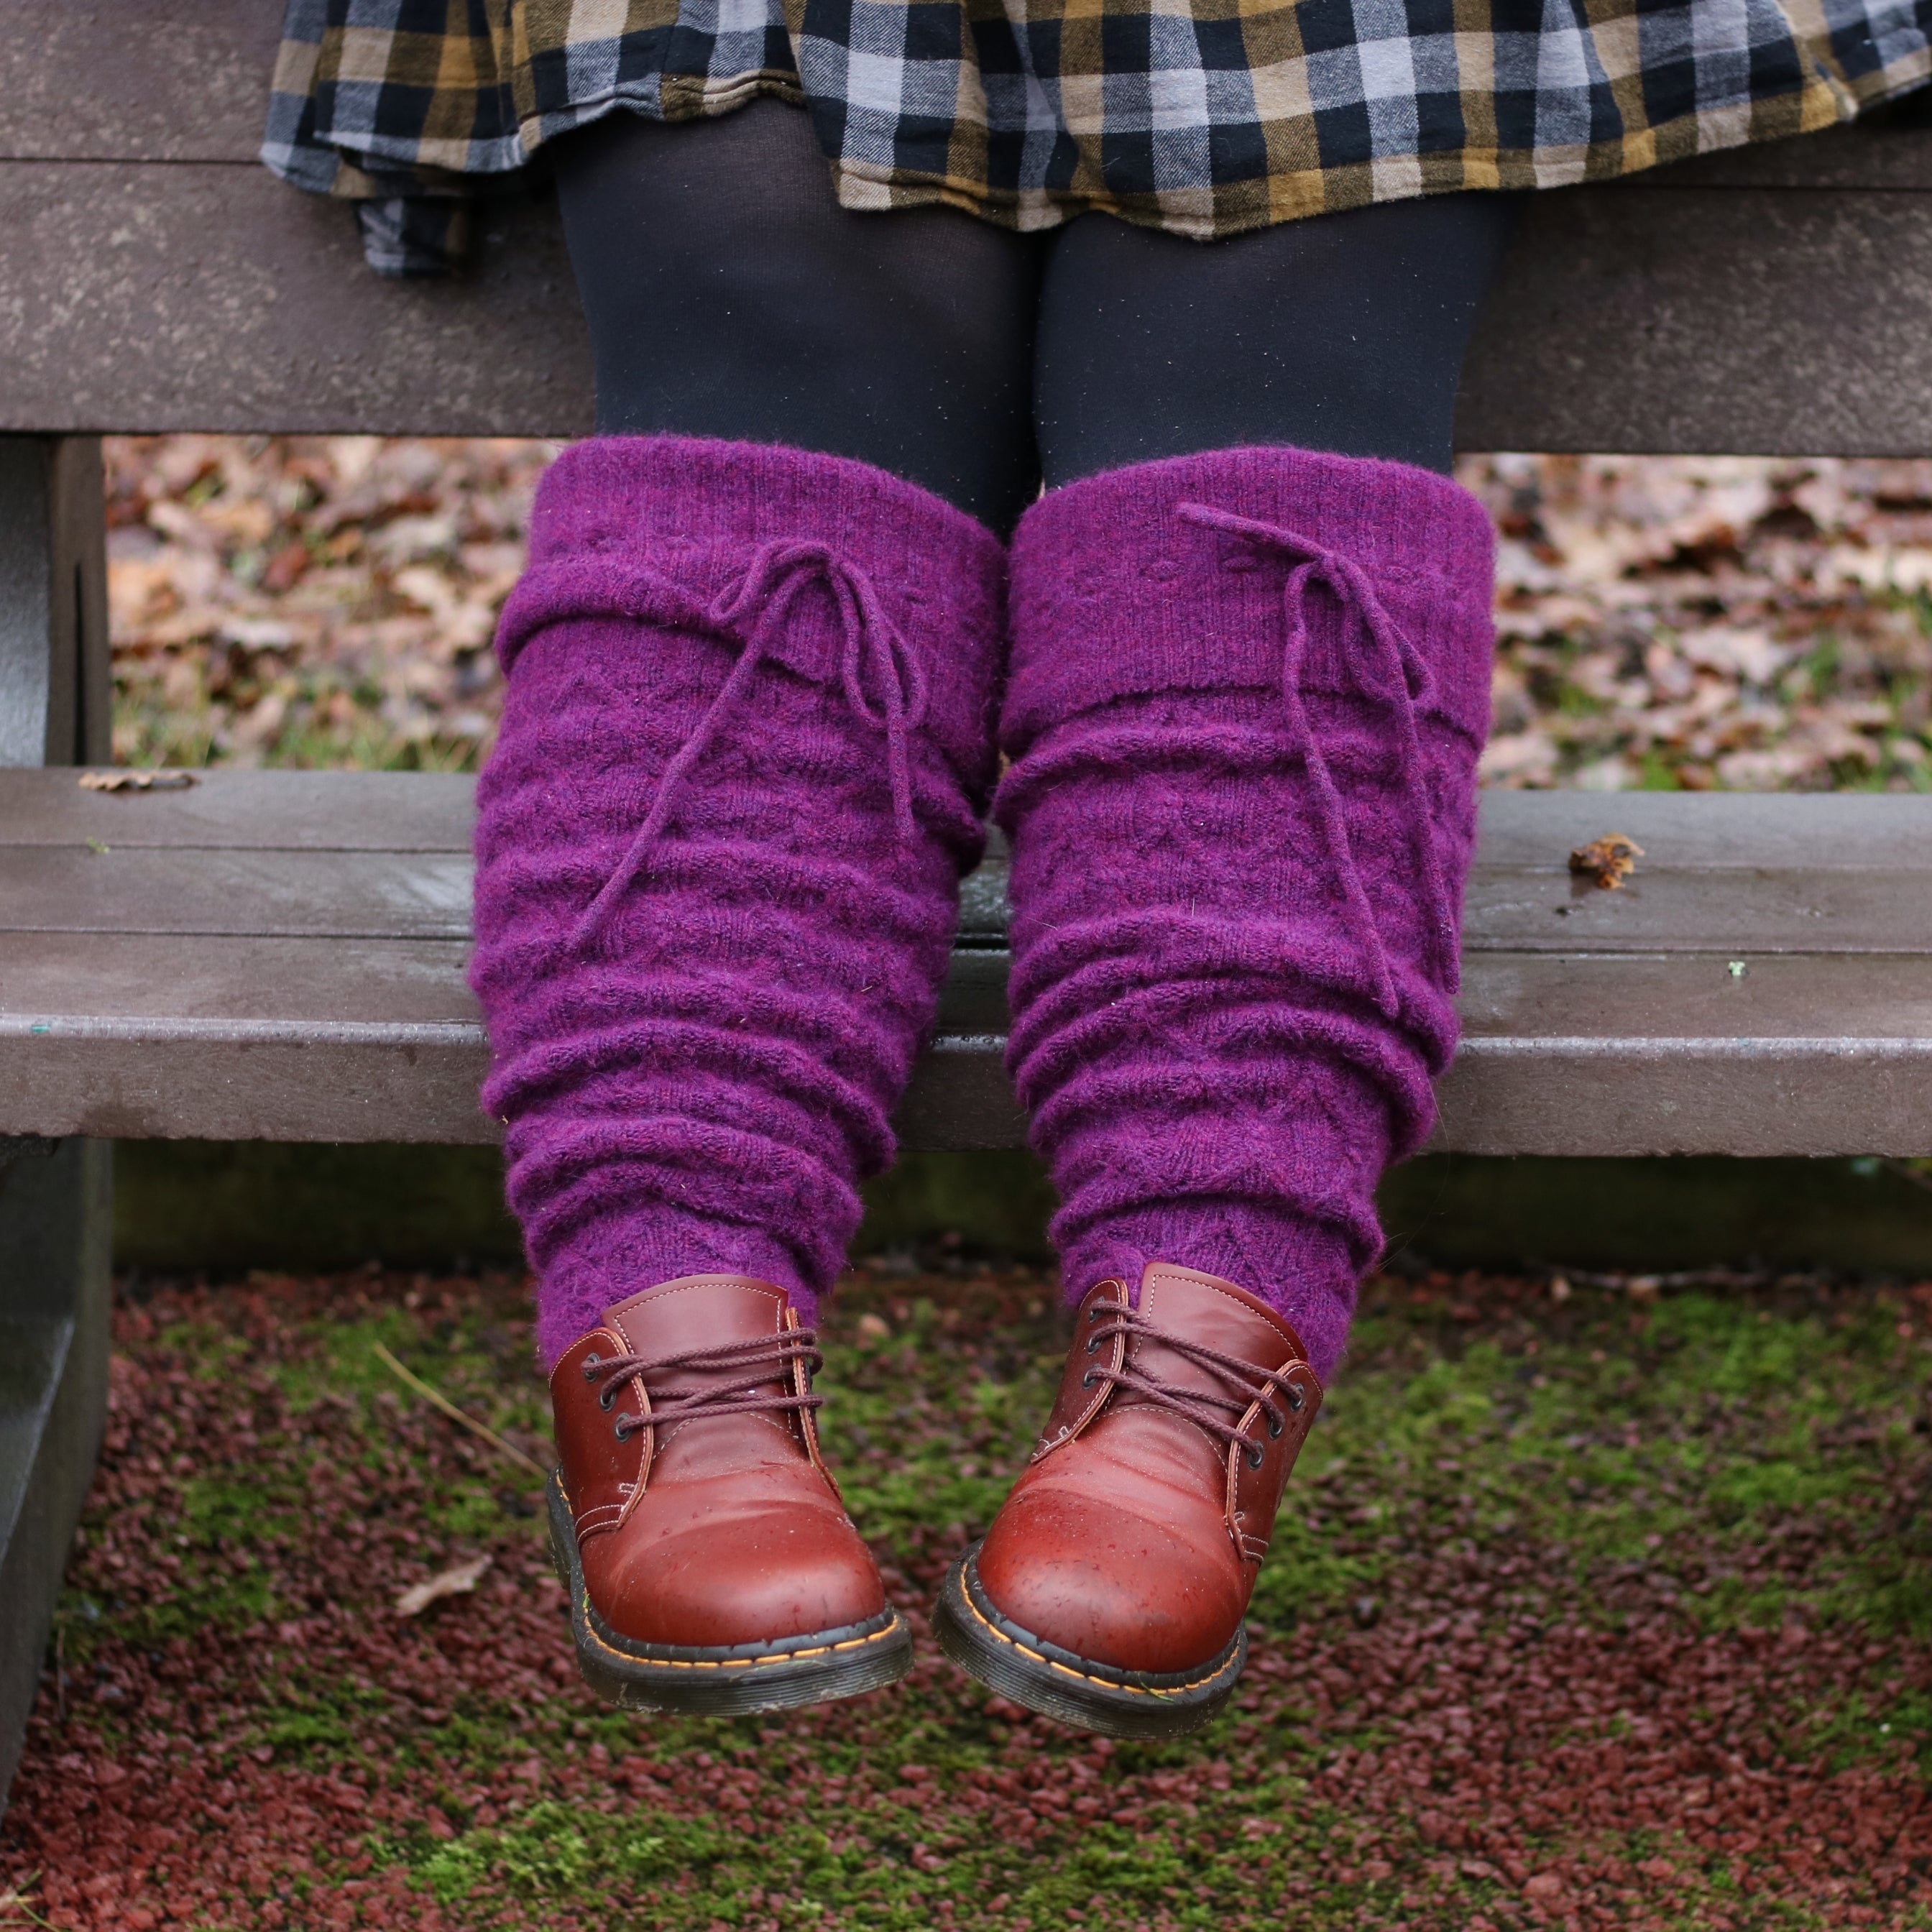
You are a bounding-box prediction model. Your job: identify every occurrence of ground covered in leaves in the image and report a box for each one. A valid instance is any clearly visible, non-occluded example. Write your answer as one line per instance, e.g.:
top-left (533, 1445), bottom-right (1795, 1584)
top-left (104, 439), bottom-right (1932, 792)
top-left (7, 1264), bottom-right (1932, 1930)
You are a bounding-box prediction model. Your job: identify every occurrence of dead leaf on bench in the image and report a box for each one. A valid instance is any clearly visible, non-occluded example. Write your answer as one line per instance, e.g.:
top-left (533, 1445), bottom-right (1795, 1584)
top-left (395, 1554), bottom-right (491, 1618)
top-left (78, 769), bottom-right (198, 792)
top-left (1568, 833), bottom-right (1644, 889)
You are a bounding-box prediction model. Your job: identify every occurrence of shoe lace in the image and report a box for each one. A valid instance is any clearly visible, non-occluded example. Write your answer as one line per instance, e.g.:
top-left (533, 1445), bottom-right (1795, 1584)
top-left (571, 538), bottom-right (929, 949)
top-left (581, 1330), bottom-right (825, 1444)
top-left (1078, 1299), bottom-right (1307, 1470)
top-left (1176, 502), bottom-right (1458, 1016)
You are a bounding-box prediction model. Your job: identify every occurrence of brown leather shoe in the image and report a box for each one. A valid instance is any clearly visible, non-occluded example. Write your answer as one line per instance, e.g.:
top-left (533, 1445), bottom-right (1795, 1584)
top-left (546, 1272), bottom-right (911, 1714)
top-left (936, 1262), bottom-right (1322, 1737)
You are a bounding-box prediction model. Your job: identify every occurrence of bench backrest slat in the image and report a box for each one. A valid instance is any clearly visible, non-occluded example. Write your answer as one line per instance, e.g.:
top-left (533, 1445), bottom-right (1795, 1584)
top-left (1, 6), bottom-right (1930, 452)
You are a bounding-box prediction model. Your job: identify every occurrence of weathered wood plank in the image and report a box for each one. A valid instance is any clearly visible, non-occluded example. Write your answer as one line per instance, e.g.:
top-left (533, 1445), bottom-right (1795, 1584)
top-left (9, 822), bottom-right (1932, 954)
top-left (0, 932), bottom-right (480, 1026)
top-left (3, 776), bottom-right (1930, 1149)
top-left (0, 849), bottom-right (474, 939)
top-left (1456, 184), bottom-right (1932, 455)
top-left (6, 949), bottom-right (1932, 1150)
top-left (1440, 1035), bottom-right (1932, 1157)
top-left (9, 773), bottom-right (1932, 869)
top-left (7, 917), bottom-right (1928, 1046)
top-left (0, 930), bottom-right (1006, 1041)
top-left (0, 421), bottom-right (114, 1819)
top-left (4, 156), bottom-right (1932, 452)
top-left (0, 1141), bottom-right (111, 1821)
top-left (0, 162), bottom-right (593, 438)
top-left (0, 441), bottom-right (109, 768)
top-left (1460, 870), bottom-right (1932, 954)
top-left (0, 1018), bottom-right (497, 1144)
top-left (0, 1), bottom-right (282, 165)
top-left (1461, 790), bottom-right (1932, 870)
top-left (0, 770), bottom-right (476, 850)
top-left (6, 780), bottom-right (1930, 978)
top-left (1460, 949), bottom-right (1932, 1043)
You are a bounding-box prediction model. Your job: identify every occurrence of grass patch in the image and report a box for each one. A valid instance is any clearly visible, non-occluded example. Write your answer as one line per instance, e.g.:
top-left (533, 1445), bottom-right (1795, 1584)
top-left (10, 1263), bottom-right (1932, 1928)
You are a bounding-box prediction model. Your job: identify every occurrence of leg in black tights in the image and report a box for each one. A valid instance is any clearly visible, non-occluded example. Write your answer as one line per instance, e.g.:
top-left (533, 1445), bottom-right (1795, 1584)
top-left (1034, 194), bottom-right (1520, 483)
top-left (551, 100), bottom-right (1044, 533)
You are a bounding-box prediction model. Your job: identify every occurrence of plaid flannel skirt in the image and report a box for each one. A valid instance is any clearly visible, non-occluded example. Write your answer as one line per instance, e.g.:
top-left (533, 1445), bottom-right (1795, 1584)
top-left (266, 0), bottom-right (1932, 275)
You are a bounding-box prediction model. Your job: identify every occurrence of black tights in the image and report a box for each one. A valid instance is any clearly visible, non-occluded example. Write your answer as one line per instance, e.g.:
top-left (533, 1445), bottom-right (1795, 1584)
top-left (555, 101), bottom-right (1517, 533)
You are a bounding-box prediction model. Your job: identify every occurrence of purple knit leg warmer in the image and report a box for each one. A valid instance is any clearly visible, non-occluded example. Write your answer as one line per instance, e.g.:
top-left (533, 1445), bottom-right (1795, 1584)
top-left (995, 448), bottom-right (1495, 1380)
top-left (470, 438), bottom-right (1005, 1366)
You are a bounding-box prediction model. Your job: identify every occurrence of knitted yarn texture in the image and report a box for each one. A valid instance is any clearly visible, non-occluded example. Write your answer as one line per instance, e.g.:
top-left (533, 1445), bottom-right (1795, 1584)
top-left (471, 438), bottom-right (1006, 1366)
top-left (996, 447), bottom-right (1496, 1379)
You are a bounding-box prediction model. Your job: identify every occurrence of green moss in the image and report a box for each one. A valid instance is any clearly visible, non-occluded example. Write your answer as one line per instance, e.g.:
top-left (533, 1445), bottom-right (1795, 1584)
top-left (46, 1268), bottom-right (1932, 1929)
top-left (413, 1800), bottom-right (683, 1902)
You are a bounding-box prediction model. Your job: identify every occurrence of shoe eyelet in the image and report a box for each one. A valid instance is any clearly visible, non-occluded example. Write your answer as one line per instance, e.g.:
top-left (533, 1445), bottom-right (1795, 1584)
top-left (1267, 1411), bottom-right (1284, 1439)
top-left (598, 1386), bottom-right (615, 1411)
top-left (612, 1418), bottom-right (630, 1443)
top-left (581, 1353), bottom-right (602, 1379)
top-left (1245, 1444), bottom-right (1265, 1471)
top-left (1289, 1386), bottom-right (1306, 1412)
top-left (1085, 1335), bottom-right (1100, 1354)
top-left (1081, 1371), bottom-right (1096, 1389)
top-left (1087, 1305), bottom-right (1104, 1323)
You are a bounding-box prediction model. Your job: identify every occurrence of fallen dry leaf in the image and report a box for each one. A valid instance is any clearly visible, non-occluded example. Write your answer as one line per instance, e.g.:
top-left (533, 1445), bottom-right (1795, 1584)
top-left (394, 1552), bottom-right (491, 1618)
top-left (1569, 832), bottom-right (1644, 888)
top-left (77, 768), bottom-right (196, 791)
top-left (102, 443), bottom-right (1932, 791)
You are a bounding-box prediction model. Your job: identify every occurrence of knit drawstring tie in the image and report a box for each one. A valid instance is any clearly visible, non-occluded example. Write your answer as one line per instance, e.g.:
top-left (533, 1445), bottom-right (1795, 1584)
top-left (1177, 502), bottom-right (1458, 1017)
top-left (572, 538), bottom-right (930, 949)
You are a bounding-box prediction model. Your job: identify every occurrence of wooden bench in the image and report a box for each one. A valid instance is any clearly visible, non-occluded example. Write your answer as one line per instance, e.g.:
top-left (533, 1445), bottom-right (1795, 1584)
top-left (4, 0), bottom-right (1932, 1811)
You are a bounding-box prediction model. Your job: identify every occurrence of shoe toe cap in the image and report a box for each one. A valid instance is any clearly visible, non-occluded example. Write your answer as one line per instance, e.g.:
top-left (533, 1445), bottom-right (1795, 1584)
top-left (584, 1489), bottom-right (887, 1649)
top-left (974, 1481), bottom-right (1246, 1676)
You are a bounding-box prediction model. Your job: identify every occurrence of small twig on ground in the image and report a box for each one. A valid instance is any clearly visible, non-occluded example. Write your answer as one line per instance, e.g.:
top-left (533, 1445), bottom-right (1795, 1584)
top-left (372, 1342), bottom-right (548, 1480)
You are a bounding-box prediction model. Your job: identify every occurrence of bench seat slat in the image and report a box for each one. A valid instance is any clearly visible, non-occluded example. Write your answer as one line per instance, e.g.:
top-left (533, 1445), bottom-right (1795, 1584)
top-left (6, 931), bottom-right (1927, 1049)
top-left (1462, 872), bottom-right (1932, 954)
top-left (0, 770), bottom-right (476, 850)
top-left (1, 772), bottom-right (1929, 1155)
top-left (0, 848), bottom-right (474, 940)
top-left (1450, 791), bottom-right (1932, 870)
top-left (8, 956), bottom-right (1932, 1151)
top-left (12, 846), bottom-right (1932, 955)
top-left (0, 932), bottom-right (477, 1025)
top-left (8, 780), bottom-right (1932, 955)
top-left (1460, 951), bottom-right (1932, 1043)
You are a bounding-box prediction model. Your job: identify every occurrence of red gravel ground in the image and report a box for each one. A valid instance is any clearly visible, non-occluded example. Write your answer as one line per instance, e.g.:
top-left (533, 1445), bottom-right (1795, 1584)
top-left (4, 1264), bottom-right (1932, 1930)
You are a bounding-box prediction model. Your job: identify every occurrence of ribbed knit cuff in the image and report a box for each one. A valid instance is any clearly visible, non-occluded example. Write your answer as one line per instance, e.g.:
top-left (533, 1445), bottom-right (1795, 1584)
top-left (1004, 446), bottom-right (1495, 748)
top-left (510, 436), bottom-right (1009, 788)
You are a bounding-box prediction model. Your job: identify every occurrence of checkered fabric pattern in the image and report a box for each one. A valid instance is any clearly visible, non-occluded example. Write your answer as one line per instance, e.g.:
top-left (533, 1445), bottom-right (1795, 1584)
top-left (266, 0), bottom-right (1932, 274)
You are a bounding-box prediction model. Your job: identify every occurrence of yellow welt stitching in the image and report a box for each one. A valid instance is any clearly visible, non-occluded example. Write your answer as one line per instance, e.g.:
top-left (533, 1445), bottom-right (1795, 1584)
top-left (956, 1585), bottom-right (1243, 1698)
top-left (577, 1591), bottom-right (903, 1671)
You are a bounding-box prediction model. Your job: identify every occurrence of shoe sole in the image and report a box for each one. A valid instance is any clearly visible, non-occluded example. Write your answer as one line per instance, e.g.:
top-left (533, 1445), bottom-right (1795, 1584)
top-left (546, 1473), bottom-right (914, 1716)
top-left (934, 1542), bottom-right (1245, 1740)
